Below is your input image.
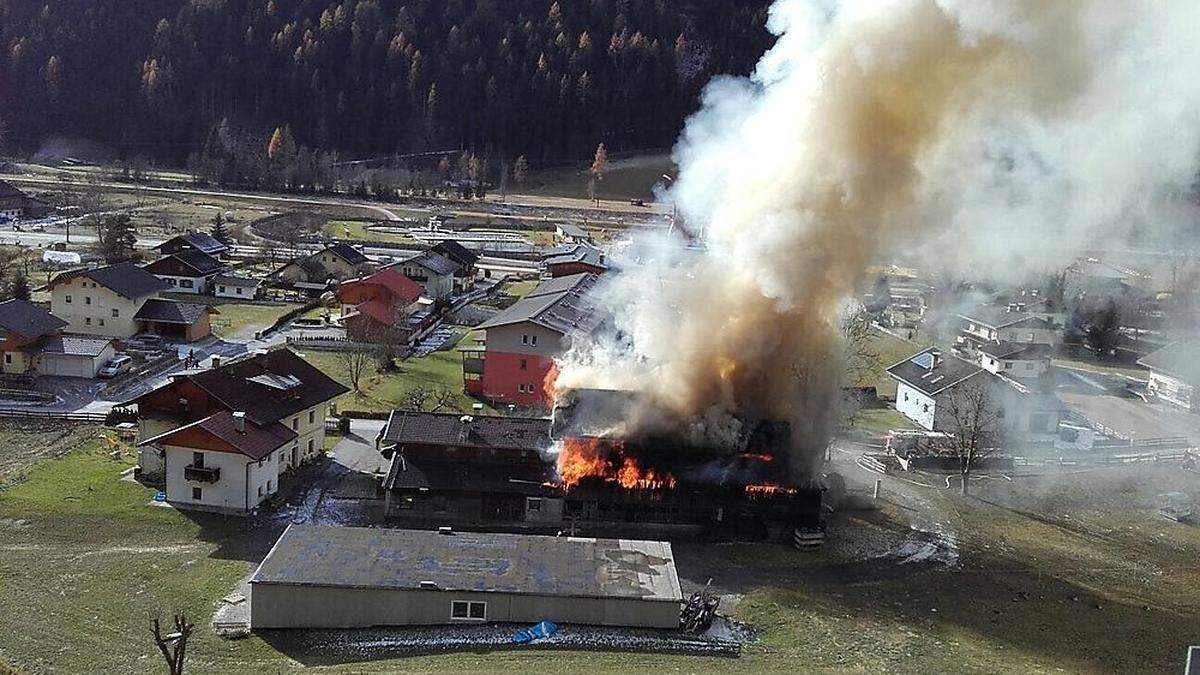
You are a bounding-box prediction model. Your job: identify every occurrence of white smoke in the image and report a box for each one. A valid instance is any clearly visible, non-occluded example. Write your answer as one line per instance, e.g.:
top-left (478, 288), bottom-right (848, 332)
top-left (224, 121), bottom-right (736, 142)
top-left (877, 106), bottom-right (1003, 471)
top-left (554, 0), bottom-right (1200, 474)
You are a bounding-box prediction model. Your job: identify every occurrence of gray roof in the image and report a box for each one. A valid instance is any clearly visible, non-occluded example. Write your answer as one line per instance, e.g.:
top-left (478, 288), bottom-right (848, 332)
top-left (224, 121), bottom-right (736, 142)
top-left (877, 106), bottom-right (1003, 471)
top-left (381, 410), bottom-right (550, 451)
top-left (322, 242), bottom-right (369, 266)
top-left (133, 299), bottom-right (210, 325)
top-left (143, 249), bottom-right (225, 277)
top-left (557, 222), bottom-right (589, 238)
top-left (886, 348), bottom-right (983, 396)
top-left (53, 263), bottom-right (169, 299)
top-left (212, 274), bottom-right (261, 287)
top-left (30, 334), bottom-right (113, 357)
top-left (250, 524), bottom-right (682, 602)
top-left (477, 273), bottom-right (602, 335)
top-left (399, 251), bottom-right (458, 277)
top-left (155, 232), bottom-right (229, 255)
top-left (543, 243), bottom-right (606, 269)
top-left (0, 299), bottom-right (67, 338)
top-left (1137, 339), bottom-right (1200, 384)
top-left (958, 306), bottom-right (1054, 330)
top-left (977, 342), bottom-right (1053, 360)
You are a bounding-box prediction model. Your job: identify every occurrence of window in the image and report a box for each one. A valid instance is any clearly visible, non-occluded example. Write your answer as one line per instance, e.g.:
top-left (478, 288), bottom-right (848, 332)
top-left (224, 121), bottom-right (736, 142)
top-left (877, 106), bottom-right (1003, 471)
top-left (521, 334), bottom-right (529, 345)
top-left (192, 452), bottom-right (204, 468)
top-left (180, 279), bottom-right (194, 289)
top-left (257, 486), bottom-right (263, 497)
top-left (526, 497), bottom-right (543, 512)
top-left (98, 318), bottom-right (105, 327)
top-left (308, 439), bottom-right (314, 454)
top-left (519, 359), bottom-right (527, 371)
top-left (279, 453), bottom-right (285, 463)
top-left (65, 294), bottom-right (72, 304)
top-left (85, 296), bottom-right (91, 305)
top-left (3, 354), bottom-right (10, 365)
top-left (308, 410), bottom-right (315, 424)
top-left (111, 309), bottom-right (119, 318)
top-left (1004, 362), bottom-right (1013, 370)
top-left (530, 335), bottom-right (538, 346)
top-left (218, 286), bottom-right (226, 294)
top-left (291, 417), bottom-right (298, 430)
top-left (267, 479), bottom-right (273, 491)
top-left (236, 287), bottom-right (243, 295)
top-left (923, 404), bottom-right (930, 413)
top-left (451, 601), bottom-right (487, 621)
top-left (192, 487), bottom-right (202, 500)
top-left (85, 317), bottom-right (92, 326)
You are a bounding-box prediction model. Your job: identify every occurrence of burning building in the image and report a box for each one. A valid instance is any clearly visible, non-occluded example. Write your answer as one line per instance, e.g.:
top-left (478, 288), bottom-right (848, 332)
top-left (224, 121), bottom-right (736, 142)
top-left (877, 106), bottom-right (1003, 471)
top-left (376, 390), bottom-right (823, 543)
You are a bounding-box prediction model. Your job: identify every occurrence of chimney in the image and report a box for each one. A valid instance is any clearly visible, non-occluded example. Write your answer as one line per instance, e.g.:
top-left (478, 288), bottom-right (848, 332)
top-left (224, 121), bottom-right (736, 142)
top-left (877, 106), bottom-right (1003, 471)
top-left (459, 415), bottom-right (472, 442)
top-left (210, 356), bottom-right (221, 369)
top-left (232, 411), bottom-right (246, 433)
top-left (929, 350), bottom-right (942, 369)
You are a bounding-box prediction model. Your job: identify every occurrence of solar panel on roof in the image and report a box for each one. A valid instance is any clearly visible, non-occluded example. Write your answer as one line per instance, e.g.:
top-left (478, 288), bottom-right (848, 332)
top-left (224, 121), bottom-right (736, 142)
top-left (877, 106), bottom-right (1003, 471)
top-left (911, 352), bottom-right (935, 369)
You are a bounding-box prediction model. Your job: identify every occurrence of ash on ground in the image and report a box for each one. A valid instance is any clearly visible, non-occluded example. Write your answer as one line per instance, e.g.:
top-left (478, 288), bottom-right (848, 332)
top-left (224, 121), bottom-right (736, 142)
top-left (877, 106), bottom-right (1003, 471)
top-left (258, 620), bottom-right (750, 665)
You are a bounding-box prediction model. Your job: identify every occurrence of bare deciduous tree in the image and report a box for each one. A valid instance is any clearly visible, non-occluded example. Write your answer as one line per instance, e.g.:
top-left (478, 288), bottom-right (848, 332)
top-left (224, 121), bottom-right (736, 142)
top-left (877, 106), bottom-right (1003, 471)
top-left (430, 386), bottom-right (456, 412)
top-left (337, 344), bottom-right (376, 394)
top-left (943, 379), bottom-right (1002, 496)
top-left (151, 613), bottom-right (194, 675)
top-left (406, 383), bottom-right (433, 410)
top-left (837, 306), bottom-right (879, 434)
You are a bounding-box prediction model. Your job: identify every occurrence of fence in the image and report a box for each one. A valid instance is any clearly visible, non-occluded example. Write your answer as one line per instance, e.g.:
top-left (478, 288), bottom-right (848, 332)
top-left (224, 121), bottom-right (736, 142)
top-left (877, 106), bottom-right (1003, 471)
top-left (0, 409), bottom-right (109, 424)
top-left (285, 335), bottom-right (380, 352)
top-left (1010, 449), bottom-right (1193, 468)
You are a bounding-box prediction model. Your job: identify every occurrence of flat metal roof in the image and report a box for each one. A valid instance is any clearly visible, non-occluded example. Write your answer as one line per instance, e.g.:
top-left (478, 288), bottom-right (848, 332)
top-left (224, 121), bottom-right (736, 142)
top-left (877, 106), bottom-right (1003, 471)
top-left (251, 525), bottom-right (681, 602)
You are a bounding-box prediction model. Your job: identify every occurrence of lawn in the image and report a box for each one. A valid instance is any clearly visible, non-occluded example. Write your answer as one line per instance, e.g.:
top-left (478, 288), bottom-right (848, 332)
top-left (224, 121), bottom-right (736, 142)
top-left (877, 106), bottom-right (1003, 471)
top-left (304, 347), bottom-right (491, 414)
top-left (209, 301), bottom-right (304, 339)
top-left (323, 219), bottom-right (418, 244)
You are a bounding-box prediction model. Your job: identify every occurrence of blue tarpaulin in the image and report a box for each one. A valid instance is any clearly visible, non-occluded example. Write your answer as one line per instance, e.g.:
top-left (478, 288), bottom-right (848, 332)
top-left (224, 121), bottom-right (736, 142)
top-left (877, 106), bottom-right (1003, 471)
top-left (512, 620), bottom-right (558, 644)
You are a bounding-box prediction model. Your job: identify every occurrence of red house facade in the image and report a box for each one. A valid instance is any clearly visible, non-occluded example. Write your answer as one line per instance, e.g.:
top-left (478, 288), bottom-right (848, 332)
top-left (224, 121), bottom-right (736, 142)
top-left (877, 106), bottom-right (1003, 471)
top-left (464, 273), bottom-right (601, 408)
top-left (336, 268), bottom-right (423, 342)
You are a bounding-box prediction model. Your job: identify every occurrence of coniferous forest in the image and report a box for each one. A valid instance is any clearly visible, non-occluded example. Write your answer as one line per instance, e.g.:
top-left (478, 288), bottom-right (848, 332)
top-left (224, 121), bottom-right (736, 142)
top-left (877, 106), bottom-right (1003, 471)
top-left (0, 0), bottom-right (775, 177)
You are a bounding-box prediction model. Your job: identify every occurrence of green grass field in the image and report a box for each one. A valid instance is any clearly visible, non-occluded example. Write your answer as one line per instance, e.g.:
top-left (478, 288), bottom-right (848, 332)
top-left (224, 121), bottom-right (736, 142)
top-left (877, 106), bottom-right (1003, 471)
top-left (304, 345), bottom-right (490, 414)
top-left (323, 219), bottom-right (419, 244)
top-left (209, 302), bottom-right (303, 338)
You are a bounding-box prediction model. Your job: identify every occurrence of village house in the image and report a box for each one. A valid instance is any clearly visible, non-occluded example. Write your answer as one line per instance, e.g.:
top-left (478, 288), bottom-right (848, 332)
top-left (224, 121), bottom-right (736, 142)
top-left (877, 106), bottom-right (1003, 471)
top-left (0, 298), bottom-right (116, 378)
top-left (248, 525), bottom-right (682, 630)
top-left (430, 240), bottom-right (480, 292)
top-left (153, 232), bottom-right (230, 258)
top-left (134, 348), bottom-right (348, 514)
top-left (274, 243), bottom-right (371, 285)
top-left (142, 249), bottom-right (227, 294)
top-left (1138, 340), bottom-right (1200, 411)
top-left (978, 341), bottom-right (1053, 378)
top-left (377, 410), bottom-right (554, 519)
top-left (336, 267), bottom-right (424, 343)
top-left (387, 251), bottom-right (457, 301)
top-left (541, 243), bottom-right (607, 278)
top-left (463, 273), bottom-right (601, 408)
top-left (47, 263), bottom-right (213, 341)
top-left (887, 348), bottom-right (1060, 436)
top-left (954, 305), bottom-right (1059, 362)
top-left (212, 274), bottom-right (263, 299)
top-left (555, 222), bottom-right (594, 245)
top-left (0, 180), bottom-right (51, 220)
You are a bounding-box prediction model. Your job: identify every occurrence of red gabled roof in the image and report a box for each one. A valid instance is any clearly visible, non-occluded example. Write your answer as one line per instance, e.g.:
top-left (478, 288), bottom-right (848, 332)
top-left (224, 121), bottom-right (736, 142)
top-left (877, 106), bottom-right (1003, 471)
top-left (138, 410), bottom-right (296, 460)
top-left (340, 267), bottom-right (423, 305)
top-left (353, 299), bottom-right (395, 326)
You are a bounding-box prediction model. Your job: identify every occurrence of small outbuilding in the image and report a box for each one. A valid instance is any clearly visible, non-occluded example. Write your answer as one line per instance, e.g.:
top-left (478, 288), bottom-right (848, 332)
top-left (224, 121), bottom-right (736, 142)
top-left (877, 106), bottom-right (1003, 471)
top-left (249, 525), bottom-right (682, 630)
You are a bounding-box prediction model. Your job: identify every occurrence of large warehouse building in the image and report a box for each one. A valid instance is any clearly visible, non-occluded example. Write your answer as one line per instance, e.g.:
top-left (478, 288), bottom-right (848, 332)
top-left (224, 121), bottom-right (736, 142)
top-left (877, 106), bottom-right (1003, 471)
top-left (249, 525), bottom-right (682, 630)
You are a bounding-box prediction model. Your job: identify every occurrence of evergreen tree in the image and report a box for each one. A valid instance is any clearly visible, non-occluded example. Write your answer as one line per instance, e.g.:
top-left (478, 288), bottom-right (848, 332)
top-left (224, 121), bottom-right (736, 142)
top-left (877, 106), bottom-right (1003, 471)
top-left (9, 273), bottom-right (30, 302)
top-left (95, 213), bottom-right (138, 264)
top-left (210, 212), bottom-right (230, 245)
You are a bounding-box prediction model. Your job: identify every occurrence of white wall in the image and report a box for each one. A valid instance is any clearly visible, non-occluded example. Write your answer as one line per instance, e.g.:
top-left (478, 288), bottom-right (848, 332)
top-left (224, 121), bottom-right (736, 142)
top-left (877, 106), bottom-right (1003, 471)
top-left (895, 382), bottom-right (936, 430)
top-left (50, 277), bottom-right (144, 337)
top-left (163, 444), bottom-right (281, 513)
top-left (215, 283), bottom-right (258, 299)
top-left (1148, 371), bottom-right (1195, 410)
top-left (157, 274), bottom-right (208, 294)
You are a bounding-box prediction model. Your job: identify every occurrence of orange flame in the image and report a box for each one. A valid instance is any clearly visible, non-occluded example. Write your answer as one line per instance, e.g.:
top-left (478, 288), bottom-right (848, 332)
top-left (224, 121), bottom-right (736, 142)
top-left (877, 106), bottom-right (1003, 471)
top-left (744, 483), bottom-right (797, 496)
top-left (542, 363), bottom-right (560, 405)
top-left (556, 437), bottom-right (675, 490)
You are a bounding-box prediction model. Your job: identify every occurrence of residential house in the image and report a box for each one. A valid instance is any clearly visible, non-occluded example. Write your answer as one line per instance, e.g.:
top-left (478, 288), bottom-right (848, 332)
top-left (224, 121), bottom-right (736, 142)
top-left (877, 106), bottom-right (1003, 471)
top-left (388, 251), bottom-right (457, 301)
top-left (1138, 340), bottom-right (1200, 411)
top-left (377, 410), bottom-right (554, 518)
top-left (0, 299), bottom-right (116, 378)
top-left (463, 273), bottom-right (602, 408)
top-left (0, 181), bottom-right (51, 220)
top-left (887, 348), bottom-right (1059, 436)
top-left (978, 342), bottom-right (1053, 379)
top-left (336, 268), bottom-right (424, 342)
top-left (134, 348), bottom-right (348, 514)
top-left (954, 305), bottom-right (1059, 362)
top-left (274, 243), bottom-right (371, 285)
top-left (213, 274), bottom-right (263, 299)
top-left (143, 249), bottom-right (227, 294)
top-left (47, 263), bottom-right (214, 341)
top-left (430, 240), bottom-right (479, 292)
top-left (541, 243), bottom-right (607, 278)
top-left (154, 232), bottom-right (230, 258)
top-left (555, 222), bottom-right (594, 245)
top-left (133, 299), bottom-right (216, 341)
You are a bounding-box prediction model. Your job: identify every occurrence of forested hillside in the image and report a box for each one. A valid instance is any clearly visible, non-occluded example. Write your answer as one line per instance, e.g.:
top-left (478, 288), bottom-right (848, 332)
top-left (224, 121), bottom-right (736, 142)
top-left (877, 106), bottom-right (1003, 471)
top-left (0, 0), bottom-right (774, 169)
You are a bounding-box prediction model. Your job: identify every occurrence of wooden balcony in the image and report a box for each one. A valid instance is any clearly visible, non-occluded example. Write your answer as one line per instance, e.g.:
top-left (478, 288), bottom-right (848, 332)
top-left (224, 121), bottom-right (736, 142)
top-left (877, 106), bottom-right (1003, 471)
top-left (184, 465), bottom-right (220, 483)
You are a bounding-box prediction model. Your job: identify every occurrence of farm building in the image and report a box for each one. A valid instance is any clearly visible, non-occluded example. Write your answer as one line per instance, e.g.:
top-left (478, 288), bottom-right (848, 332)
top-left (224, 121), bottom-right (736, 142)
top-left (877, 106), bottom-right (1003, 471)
top-left (249, 525), bottom-right (682, 630)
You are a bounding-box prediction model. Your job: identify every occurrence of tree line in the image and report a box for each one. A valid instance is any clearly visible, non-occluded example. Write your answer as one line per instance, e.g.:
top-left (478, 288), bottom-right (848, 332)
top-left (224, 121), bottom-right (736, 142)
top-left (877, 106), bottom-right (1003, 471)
top-left (1, 0), bottom-right (775, 175)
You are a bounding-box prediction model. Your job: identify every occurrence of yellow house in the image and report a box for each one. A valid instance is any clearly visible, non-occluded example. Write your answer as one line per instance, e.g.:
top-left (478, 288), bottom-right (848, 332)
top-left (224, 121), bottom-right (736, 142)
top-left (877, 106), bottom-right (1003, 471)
top-left (274, 243), bottom-right (371, 285)
top-left (48, 263), bottom-right (168, 338)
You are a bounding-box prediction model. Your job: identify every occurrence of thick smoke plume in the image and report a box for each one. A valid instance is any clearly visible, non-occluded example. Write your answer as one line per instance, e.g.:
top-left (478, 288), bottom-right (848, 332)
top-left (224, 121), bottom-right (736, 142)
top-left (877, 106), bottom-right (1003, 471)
top-left (554, 0), bottom-right (1200, 476)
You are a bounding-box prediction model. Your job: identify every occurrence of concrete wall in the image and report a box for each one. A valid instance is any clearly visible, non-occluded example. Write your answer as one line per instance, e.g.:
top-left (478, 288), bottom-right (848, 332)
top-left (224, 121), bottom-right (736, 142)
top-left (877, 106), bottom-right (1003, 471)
top-left (50, 277), bottom-right (144, 338)
top-left (895, 382), bottom-right (936, 430)
top-left (250, 584), bottom-right (680, 629)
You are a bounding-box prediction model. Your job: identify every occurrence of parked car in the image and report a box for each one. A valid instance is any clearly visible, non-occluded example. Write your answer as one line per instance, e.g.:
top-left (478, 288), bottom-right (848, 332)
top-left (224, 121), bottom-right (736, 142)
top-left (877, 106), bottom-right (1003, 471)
top-left (98, 355), bottom-right (133, 379)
